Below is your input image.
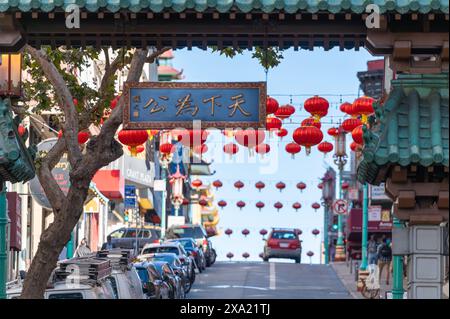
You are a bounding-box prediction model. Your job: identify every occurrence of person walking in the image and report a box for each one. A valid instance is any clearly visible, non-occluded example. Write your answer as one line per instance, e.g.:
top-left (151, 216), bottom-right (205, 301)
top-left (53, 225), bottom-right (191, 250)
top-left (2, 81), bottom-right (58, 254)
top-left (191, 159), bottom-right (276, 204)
top-left (74, 238), bottom-right (91, 257)
top-left (367, 235), bottom-right (378, 265)
top-left (377, 238), bottom-right (392, 285)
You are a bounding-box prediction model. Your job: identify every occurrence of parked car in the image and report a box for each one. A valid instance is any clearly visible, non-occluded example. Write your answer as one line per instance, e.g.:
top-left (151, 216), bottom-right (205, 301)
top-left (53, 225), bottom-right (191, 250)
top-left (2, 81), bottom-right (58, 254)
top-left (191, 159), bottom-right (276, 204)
top-left (107, 227), bottom-right (161, 250)
top-left (165, 224), bottom-right (214, 267)
top-left (263, 228), bottom-right (302, 263)
top-left (7, 257), bottom-right (117, 299)
top-left (96, 249), bottom-right (146, 299)
top-left (166, 238), bottom-right (206, 273)
top-left (133, 261), bottom-right (171, 299)
top-left (140, 242), bottom-right (196, 284)
top-left (151, 260), bottom-right (185, 299)
top-left (143, 253), bottom-right (192, 295)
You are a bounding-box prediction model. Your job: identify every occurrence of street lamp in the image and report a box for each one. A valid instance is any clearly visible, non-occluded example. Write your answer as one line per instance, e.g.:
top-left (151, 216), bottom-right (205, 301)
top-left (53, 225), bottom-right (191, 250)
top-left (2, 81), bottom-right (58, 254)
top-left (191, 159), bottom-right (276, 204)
top-left (332, 127), bottom-right (347, 262)
top-left (0, 52), bottom-right (22, 300)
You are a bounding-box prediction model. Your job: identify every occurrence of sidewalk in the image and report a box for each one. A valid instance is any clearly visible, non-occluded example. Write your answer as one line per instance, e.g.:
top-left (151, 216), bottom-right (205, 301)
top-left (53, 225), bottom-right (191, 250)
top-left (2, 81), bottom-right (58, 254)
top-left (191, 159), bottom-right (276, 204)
top-left (331, 261), bottom-right (397, 299)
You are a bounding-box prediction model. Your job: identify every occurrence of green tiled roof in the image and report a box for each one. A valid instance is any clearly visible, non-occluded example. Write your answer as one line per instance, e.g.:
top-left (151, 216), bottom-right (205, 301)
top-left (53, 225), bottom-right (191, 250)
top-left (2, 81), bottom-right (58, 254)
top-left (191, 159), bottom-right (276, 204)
top-left (357, 73), bottom-right (449, 185)
top-left (0, 0), bottom-right (449, 14)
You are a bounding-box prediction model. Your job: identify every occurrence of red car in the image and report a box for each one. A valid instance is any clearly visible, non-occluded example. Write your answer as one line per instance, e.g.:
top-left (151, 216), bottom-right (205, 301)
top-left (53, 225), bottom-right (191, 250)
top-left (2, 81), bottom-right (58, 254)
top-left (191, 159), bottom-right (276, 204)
top-left (263, 228), bottom-right (302, 263)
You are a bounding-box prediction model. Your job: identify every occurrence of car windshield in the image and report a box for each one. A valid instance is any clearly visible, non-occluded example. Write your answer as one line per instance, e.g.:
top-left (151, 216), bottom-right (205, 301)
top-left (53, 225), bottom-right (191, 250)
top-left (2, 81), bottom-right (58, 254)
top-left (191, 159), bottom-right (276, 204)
top-left (142, 246), bottom-right (179, 255)
top-left (148, 255), bottom-right (177, 266)
top-left (272, 232), bottom-right (297, 240)
top-left (173, 240), bottom-right (194, 249)
top-left (168, 227), bottom-right (205, 239)
top-left (48, 292), bottom-right (84, 299)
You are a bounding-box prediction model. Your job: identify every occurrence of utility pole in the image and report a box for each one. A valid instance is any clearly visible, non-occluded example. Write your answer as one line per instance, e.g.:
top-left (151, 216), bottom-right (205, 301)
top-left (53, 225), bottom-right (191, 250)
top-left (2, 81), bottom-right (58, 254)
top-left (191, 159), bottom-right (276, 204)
top-left (392, 216), bottom-right (405, 299)
top-left (0, 183), bottom-right (7, 299)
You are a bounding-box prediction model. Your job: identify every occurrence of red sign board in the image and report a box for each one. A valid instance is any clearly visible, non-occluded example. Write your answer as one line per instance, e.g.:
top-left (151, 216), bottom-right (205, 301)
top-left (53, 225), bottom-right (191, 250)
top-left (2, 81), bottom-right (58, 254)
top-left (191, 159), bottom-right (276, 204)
top-left (7, 192), bottom-right (22, 251)
top-left (347, 208), bottom-right (392, 236)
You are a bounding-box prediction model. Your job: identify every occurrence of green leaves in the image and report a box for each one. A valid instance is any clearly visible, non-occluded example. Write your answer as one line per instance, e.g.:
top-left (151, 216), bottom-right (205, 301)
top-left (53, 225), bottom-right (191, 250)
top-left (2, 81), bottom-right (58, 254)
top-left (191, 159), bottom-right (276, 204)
top-left (211, 47), bottom-right (284, 71)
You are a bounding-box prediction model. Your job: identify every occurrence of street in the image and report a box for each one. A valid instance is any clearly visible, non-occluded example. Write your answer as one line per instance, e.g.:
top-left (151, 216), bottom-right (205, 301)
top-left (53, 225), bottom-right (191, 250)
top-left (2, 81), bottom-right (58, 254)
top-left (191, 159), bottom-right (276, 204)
top-left (189, 261), bottom-right (352, 299)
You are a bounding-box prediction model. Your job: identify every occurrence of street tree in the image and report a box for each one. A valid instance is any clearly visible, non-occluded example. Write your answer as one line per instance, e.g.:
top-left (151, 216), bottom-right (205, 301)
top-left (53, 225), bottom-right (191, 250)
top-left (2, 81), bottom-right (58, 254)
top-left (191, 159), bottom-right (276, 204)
top-left (18, 46), bottom-right (169, 299)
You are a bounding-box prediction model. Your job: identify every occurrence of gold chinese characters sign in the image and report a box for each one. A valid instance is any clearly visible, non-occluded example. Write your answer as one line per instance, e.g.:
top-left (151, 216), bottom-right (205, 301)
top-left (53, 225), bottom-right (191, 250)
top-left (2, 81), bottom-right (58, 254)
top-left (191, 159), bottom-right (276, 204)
top-left (123, 82), bottom-right (267, 129)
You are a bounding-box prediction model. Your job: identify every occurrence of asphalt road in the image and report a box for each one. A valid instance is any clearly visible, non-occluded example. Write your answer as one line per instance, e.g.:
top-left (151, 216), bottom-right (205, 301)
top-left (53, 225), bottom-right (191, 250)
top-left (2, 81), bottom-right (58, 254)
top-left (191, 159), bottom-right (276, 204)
top-left (189, 261), bottom-right (353, 299)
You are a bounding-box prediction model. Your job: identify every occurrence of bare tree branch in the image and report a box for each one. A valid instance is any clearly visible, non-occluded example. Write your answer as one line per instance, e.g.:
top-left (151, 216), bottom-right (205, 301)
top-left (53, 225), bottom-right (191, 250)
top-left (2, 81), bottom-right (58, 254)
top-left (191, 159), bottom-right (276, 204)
top-left (25, 45), bottom-right (82, 168)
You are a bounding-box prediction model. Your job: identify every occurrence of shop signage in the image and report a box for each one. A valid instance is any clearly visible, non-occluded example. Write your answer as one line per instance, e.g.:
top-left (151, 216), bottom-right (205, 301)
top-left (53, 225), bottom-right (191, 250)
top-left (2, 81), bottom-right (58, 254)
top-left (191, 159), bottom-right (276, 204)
top-left (348, 187), bottom-right (359, 201)
top-left (124, 155), bottom-right (155, 187)
top-left (29, 138), bottom-right (70, 210)
top-left (368, 205), bottom-right (382, 221)
top-left (370, 183), bottom-right (391, 201)
top-left (123, 82), bottom-right (266, 129)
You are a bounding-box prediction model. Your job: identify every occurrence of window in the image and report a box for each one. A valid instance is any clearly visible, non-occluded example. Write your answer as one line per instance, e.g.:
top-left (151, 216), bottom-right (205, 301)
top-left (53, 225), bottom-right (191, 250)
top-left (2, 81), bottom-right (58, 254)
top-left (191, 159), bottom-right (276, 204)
top-left (107, 276), bottom-right (119, 299)
top-left (135, 268), bottom-right (149, 283)
top-left (271, 232), bottom-right (297, 240)
top-left (139, 230), bottom-right (151, 238)
top-left (48, 292), bottom-right (84, 299)
top-left (142, 247), bottom-right (179, 255)
top-left (123, 229), bottom-right (138, 238)
top-left (169, 226), bottom-right (205, 239)
top-left (110, 229), bottom-right (125, 239)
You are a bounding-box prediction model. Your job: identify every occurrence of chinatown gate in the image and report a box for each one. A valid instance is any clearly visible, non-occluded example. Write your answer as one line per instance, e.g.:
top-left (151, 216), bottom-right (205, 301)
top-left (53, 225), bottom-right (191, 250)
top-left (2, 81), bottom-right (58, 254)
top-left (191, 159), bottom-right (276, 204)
top-left (1, 1), bottom-right (448, 299)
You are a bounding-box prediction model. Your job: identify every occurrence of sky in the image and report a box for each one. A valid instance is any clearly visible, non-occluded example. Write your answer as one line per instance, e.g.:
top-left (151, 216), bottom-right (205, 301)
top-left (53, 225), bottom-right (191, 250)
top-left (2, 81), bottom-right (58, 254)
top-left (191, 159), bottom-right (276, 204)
top-left (173, 47), bottom-right (374, 264)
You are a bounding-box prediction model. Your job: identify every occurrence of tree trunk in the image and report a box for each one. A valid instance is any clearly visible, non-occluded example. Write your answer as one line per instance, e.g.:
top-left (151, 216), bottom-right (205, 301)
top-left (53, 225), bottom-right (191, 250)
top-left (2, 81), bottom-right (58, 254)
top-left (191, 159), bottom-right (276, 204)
top-left (19, 48), bottom-right (150, 299)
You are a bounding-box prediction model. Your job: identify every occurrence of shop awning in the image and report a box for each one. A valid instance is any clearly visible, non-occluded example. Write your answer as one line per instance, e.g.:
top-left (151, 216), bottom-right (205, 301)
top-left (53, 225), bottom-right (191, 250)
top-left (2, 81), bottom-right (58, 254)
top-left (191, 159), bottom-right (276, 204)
top-left (140, 197), bottom-right (161, 225)
top-left (346, 208), bottom-right (392, 242)
top-left (139, 198), bottom-right (154, 210)
top-left (92, 170), bottom-right (124, 200)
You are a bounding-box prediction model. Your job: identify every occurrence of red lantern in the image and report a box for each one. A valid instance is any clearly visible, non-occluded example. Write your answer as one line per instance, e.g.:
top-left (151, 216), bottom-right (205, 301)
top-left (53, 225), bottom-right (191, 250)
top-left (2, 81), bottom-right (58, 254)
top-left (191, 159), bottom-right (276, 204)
top-left (160, 143), bottom-right (175, 155)
top-left (327, 127), bottom-right (339, 138)
top-left (274, 104), bottom-right (296, 120)
top-left (128, 145), bottom-right (145, 155)
top-left (341, 118), bottom-right (362, 133)
top-left (266, 117), bottom-right (282, 131)
top-left (255, 181), bottom-right (265, 192)
top-left (182, 198), bottom-right (190, 206)
top-left (18, 125), bottom-right (26, 137)
top-left (296, 229), bottom-right (303, 236)
top-left (301, 117), bottom-right (322, 129)
top-left (318, 183), bottom-right (323, 189)
top-left (341, 182), bottom-right (350, 190)
top-left (225, 229), bottom-right (233, 237)
top-left (285, 142), bottom-right (301, 159)
top-left (193, 144), bottom-right (208, 155)
top-left (236, 201), bottom-right (246, 210)
top-left (339, 102), bottom-right (352, 114)
top-left (312, 202), bottom-right (321, 211)
top-left (276, 128), bottom-right (288, 139)
top-left (73, 98), bottom-right (78, 107)
top-left (274, 202), bottom-right (283, 211)
top-left (266, 96), bottom-right (279, 115)
top-left (255, 201), bottom-right (265, 211)
top-left (212, 180), bottom-right (223, 190)
top-left (293, 126), bottom-right (323, 155)
top-left (226, 252), bottom-right (234, 260)
top-left (218, 200), bottom-right (227, 209)
top-left (242, 252), bottom-right (250, 259)
top-left (234, 129), bottom-right (265, 149)
top-left (312, 229), bottom-right (320, 237)
top-left (255, 143), bottom-right (270, 156)
top-left (110, 96), bottom-right (121, 110)
top-left (275, 182), bottom-right (286, 192)
top-left (260, 229), bottom-right (268, 237)
top-left (297, 182), bottom-right (306, 192)
top-left (179, 129), bottom-right (209, 148)
top-left (191, 179), bottom-right (203, 188)
top-left (242, 229), bottom-right (250, 237)
top-left (352, 125), bottom-right (364, 145)
top-left (259, 253), bottom-right (264, 259)
top-left (304, 96), bottom-right (329, 122)
top-left (317, 141), bottom-right (333, 156)
top-left (234, 180), bottom-right (244, 191)
top-left (307, 251), bottom-right (314, 257)
top-left (352, 96), bottom-right (375, 124)
top-left (199, 199), bottom-right (208, 207)
top-left (350, 142), bottom-right (363, 152)
top-left (118, 130), bottom-right (149, 156)
top-left (223, 143), bottom-right (239, 157)
top-left (292, 202), bottom-right (302, 211)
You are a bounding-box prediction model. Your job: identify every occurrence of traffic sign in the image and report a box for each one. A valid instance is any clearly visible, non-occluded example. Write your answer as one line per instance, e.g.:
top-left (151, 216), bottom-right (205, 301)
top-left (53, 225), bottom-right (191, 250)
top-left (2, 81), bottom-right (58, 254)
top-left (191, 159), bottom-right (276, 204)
top-left (333, 199), bottom-right (348, 215)
top-left (124, 185), bottom-right (137, 209)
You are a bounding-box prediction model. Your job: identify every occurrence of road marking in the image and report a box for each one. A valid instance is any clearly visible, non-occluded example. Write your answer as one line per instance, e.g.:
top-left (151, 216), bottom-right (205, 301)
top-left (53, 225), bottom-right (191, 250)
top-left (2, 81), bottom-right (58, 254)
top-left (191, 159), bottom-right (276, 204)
top-left (269, 262), bottom-right (276, 290)
top-left (208, 285), bottom-right (268, 291)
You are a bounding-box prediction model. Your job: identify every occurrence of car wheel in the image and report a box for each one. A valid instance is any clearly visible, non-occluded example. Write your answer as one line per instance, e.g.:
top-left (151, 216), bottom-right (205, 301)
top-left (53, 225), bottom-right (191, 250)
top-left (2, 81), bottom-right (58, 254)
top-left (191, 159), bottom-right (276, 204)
top-left (295, 258), bottom-right (301, 264)
top-left (263, 257), bottom-right (269, 262)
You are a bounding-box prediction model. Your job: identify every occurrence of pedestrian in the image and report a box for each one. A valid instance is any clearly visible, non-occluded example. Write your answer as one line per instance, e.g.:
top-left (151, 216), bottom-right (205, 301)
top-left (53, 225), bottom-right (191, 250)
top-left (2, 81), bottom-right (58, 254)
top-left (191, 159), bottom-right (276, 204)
top-left (101, 235), bottom-right (114, 250)
top-left (74, 238), bottom-right (91, 257)
top-left (367, 235), bottom-right (378, 265)
top-left (377, 238), bottom-right (392, 285)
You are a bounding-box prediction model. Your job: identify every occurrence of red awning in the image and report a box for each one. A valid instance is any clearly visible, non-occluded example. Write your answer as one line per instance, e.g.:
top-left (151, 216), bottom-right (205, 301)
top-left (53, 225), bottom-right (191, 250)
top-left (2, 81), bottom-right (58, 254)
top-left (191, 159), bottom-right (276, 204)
top-left (92, 170), bottom-right (124, 200)
top-left (346, 208), bottom-right (392, 241)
